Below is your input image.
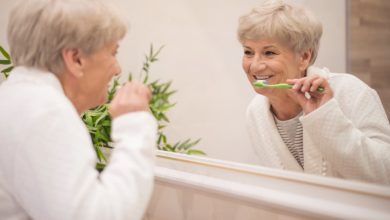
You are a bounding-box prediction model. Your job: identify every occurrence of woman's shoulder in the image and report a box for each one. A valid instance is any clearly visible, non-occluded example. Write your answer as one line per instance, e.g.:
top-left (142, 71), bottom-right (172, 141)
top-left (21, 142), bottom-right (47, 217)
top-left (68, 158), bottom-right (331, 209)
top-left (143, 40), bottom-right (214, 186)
top-left (246, 94), bottom-right (269, 117)
top-left (330, 74), bottom-right (376, 101)
top-left (308, 66), bottom-right (373, 93)
top-left (1, 66), bottom-right (77, 117)
top-left (248, 94), bottom-right (267, 108)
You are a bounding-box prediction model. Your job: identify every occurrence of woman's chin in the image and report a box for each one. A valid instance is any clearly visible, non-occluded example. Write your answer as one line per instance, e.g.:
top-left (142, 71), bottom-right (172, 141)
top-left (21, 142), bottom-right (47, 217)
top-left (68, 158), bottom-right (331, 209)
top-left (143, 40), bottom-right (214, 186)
top-left (254, 87), bottom-right (279, 98)
top-left (93, 95), bottom-right (108, 108)
top-left (254, 87), bottom-right (268, 95)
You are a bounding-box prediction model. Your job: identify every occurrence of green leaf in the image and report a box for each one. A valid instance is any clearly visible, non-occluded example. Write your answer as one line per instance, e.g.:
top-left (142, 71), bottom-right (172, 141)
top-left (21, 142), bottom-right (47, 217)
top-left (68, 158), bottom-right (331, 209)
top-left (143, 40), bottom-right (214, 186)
top-left (177, 139), bottom-right (190, 150)
top-left (161, 81), bottom-right (172, 93)
top-left (86, 125), bottom-right (97, 132)
top-left (161, 134), bottom-right (167, 144)
top-left (152, 45), bottom-right (164, 59)
top-left (160, 103), bottom-right (176, 112)
top-left (95, 163), bottom-right (105, 172)
top-left (183, 138), bottom-right (201, 150)
top-left (95, 129), bottom-right (109, 142)
top-left (1, 66), bottom-right (13, 74)
top-left (99, 128), bottom-right (110, 142)
top-left (95, 145), bottom-right (107, 162)
top-left (186, 149), bottom-right (206, 156)
top-left (84, 111), bottom-right (101, 117)
top-left (108, 78), bottom-right (120, 101)
top-left (128, 72), bottom-right (133, 81)
top-left (160, 113), bottom-right (170, 123)
top-left (0, 60), bottom-right (10, 65)
top-left (163, 144), bottom-right (174, 152)
top-left (0, 46), bottom-right (10, 60)
top-left (143, 72), bottom-right (149, 84)
top-left (157, 134), bottom-right (163, 145)
top-left (85, 114), bottom-right (93, 126)
top-left (157, 124), bottom-right (166, 130)
top-left (94, 111), bottom-right (108, 126)
top-left (101, 120), bottom-right (111, 126)
top-left (172, 142), bottom-right (180, 151)
top-left (149, 44), bottom-right (154, 57)
top-left (165, 90), bottom-right (177, 97)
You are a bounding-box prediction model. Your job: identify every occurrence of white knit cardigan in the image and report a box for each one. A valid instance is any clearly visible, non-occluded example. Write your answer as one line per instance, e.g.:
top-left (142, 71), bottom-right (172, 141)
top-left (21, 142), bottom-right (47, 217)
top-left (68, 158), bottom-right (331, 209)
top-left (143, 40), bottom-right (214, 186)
top-left (246, 66), bottom-right (390, 184)
top-left (0, 67), bottom-right (157, 220)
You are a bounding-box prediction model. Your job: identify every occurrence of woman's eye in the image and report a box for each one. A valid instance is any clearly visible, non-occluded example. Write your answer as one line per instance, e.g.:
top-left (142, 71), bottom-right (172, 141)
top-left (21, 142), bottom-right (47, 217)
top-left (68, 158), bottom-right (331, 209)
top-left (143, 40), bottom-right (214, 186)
top-left (264, 51), bottom-right (276, 56)
top-left (244, 50), bottom-right (253, 56)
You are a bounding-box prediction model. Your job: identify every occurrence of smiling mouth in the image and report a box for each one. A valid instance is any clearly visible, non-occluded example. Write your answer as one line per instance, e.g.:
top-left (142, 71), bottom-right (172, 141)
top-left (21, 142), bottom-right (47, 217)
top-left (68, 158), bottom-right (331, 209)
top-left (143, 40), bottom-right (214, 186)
top-left (253, 75), bottom-right (273, 81)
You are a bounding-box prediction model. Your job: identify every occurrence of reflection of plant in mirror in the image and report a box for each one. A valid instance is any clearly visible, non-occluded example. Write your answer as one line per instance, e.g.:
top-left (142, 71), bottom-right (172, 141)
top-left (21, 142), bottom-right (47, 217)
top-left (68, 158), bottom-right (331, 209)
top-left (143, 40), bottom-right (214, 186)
top-left (0, 44), bottom-right (205, 171)
top-left (0, 46), bottom-right (13, 78)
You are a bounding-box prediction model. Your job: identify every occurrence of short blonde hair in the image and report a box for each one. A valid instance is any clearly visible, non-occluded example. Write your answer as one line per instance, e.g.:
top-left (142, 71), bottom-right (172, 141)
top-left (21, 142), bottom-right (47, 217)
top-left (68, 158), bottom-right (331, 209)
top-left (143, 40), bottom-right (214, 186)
top-left (7, 0), bottom-right (128, 74)
top-left (237, 0), bottom-right (322, 65)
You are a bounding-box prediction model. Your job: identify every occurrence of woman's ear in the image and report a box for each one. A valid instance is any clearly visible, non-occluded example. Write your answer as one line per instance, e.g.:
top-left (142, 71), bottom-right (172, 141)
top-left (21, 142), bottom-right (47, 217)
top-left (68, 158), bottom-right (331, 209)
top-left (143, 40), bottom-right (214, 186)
top-left (298, 49), bottom-right (312, 72)
top-left (61, 48), bottom-right (83, 78)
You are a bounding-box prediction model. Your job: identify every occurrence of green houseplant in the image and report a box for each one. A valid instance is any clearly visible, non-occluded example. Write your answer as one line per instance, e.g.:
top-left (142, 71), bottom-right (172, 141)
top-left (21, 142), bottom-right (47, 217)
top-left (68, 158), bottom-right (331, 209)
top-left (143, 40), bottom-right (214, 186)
top-left (0, 46), bottom-right (13, 77)
top-left (0, 45), bottom-right (205, 171)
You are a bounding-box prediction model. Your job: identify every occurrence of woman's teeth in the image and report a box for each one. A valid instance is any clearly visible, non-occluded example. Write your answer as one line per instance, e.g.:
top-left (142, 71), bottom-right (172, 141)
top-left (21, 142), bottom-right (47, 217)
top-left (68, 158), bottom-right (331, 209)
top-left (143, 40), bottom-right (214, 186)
top-left (253, 75), bottom-right (272, 80)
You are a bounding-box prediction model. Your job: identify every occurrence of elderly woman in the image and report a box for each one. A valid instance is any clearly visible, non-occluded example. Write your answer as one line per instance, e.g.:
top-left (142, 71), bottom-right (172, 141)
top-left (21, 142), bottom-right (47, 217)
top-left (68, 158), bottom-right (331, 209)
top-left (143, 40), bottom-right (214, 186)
top-left (238, 0), bottom-right (390, 184)
top-left (0, 0), bottom-right (156, 219)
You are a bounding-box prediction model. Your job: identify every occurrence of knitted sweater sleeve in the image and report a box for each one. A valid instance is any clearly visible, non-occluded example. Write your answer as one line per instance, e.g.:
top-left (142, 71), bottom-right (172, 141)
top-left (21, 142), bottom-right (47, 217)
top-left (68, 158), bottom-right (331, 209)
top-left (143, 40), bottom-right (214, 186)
top-left (12, 105), bottom-right (157, 220)
top-left (300, 83), bottom-right (390, 185)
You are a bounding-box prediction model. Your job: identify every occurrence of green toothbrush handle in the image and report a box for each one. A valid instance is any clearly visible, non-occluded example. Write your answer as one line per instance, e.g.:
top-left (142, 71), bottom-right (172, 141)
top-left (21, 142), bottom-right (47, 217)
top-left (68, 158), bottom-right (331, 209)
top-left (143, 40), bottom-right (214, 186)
top-left (254, 81), bottom-right (324, 92)
top-left (276, 83), bottom-right (324, 92)
top-left (268, 83), bottom-right (293, 89)
top-left (316, 86), bottom-right (325, 92)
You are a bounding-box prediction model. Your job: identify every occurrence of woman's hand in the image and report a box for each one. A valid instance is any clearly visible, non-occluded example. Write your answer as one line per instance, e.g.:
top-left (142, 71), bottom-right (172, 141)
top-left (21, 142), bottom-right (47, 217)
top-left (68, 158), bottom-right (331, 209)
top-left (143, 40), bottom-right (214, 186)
top-left (109, 81), bottom-right (151, 118)
top-left (286, 74), bottom-right (333, 115)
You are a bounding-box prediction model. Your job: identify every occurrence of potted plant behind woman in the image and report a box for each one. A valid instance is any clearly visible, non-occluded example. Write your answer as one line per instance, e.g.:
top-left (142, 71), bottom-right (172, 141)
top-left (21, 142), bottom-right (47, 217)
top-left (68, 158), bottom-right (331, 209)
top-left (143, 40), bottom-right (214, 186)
top-left (0, 44), bottom-right (205, 171)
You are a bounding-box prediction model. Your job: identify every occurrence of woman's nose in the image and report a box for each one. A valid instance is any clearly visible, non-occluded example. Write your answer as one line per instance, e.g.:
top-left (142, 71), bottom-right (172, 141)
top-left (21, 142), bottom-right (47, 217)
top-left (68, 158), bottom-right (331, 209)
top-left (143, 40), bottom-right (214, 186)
top-left (250, 59), bottom-right (266, 72)
top-left (114, 62), bottom-right (122, 76)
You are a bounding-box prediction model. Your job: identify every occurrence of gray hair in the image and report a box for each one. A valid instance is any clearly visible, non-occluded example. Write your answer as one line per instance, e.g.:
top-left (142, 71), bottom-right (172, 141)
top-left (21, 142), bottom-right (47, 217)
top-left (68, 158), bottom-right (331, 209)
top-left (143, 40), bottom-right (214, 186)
top-left (237, 0), bottom-right (322, 65)
top-left (7, 0), bottom-right (128, 74)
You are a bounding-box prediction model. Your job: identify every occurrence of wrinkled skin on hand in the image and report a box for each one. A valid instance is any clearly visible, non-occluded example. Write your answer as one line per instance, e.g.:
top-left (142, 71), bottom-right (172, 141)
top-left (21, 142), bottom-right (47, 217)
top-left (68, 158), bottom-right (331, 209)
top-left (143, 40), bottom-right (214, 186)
top-left (286, 74), bottom-right (333, 115)
top-left (109, 80), bottom-right (152, 118)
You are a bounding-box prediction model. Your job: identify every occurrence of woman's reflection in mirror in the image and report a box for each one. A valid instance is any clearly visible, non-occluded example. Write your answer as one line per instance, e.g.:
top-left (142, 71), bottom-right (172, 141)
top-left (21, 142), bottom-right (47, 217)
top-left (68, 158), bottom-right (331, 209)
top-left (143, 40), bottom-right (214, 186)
top-left (238, 0), bottom-right (390, 185)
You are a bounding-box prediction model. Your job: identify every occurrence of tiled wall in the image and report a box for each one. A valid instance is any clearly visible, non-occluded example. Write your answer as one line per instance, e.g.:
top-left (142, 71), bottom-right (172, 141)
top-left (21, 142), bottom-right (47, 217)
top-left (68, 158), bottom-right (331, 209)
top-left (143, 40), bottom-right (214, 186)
top-left (348, 0), bottom-right (390, 119)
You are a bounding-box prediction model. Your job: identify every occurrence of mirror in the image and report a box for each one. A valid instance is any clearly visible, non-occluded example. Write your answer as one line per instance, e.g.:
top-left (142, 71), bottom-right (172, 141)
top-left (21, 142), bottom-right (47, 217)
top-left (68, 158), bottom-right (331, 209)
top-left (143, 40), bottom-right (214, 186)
top-left (148, 150), bottom-right (390, 219)
top-left (1, 0), bottom-right (388, 187)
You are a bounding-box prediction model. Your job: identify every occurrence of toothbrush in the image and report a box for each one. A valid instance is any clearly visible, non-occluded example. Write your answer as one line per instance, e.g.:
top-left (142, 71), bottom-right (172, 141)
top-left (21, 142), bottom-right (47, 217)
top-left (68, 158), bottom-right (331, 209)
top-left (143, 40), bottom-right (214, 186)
top-left (253, 80), bottom-right (324, 92)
